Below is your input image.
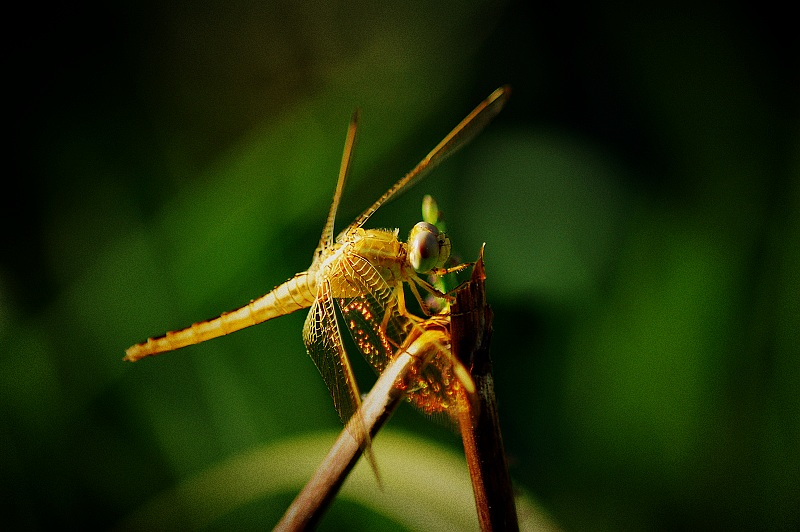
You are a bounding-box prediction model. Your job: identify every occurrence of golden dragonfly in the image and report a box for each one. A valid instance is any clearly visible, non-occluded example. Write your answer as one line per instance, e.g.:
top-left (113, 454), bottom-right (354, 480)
top-left (126, 86), bottom-right (509, 449)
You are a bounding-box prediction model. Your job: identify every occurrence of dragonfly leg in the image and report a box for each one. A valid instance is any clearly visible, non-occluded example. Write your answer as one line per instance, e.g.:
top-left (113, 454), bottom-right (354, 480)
top-left (407, 281), bottom-right (433, 317)
top-left (388, 284), bottom-right (427, 324)
top-left (379, 292), bottom-right (397, 334)
top-left (411, 274), bottom-right (453, 302)
top-left (431, 261), bottom-right (474, 276)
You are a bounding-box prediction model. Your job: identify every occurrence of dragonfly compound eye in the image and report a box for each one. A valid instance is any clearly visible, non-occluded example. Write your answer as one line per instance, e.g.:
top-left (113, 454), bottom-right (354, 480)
top-left (409, 221), bottom-right (443, 273)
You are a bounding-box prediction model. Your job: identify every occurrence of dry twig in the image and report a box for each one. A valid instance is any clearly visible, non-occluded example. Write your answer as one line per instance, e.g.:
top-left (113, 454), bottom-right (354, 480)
top-left (453, 247), bottom-right (519, 531)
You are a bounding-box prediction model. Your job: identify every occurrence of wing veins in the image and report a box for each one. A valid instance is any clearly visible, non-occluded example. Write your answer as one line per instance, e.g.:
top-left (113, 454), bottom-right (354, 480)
top-left (351, 86), bottom-right (510, 230)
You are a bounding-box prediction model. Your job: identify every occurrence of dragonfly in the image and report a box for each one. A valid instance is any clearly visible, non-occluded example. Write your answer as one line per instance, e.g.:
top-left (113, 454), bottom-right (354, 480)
top-left (125, 86), bottom-right (509, 457)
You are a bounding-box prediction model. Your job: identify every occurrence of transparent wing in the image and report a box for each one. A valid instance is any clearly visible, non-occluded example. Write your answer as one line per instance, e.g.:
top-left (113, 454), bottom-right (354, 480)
top-left (316, 110), bottom-right (359, 254)
top-left (337, 254), bottom-right (415, 375)
top-left (336, 254), bottom-right (472, 426)
top-left (350, 86), bottom-right (510, 231)
top-left (396, 315), bottom-right (469, 426)
top-left (405, 342), bottom-right (465, 424)
top-left (302, 271), bottom-right (381, 478)
top-left (302, 281), bottom-right (362, 428)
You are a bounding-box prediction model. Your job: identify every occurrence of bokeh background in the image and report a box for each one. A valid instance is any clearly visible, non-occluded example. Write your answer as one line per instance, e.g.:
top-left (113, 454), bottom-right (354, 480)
top-left (4, 1), bottom-right (797, 530)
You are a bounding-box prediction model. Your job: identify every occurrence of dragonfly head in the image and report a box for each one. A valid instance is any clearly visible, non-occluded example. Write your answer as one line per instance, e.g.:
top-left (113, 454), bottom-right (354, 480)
top-left (408, 221), bottom-right (451, 273)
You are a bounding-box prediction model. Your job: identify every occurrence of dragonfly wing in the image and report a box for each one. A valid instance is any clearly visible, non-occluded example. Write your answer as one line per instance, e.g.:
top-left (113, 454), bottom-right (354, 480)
top-left (302, 281), bottom-right (362, 429)
top-left (351, 86), bottom-right (510, 230)
top-left (334, 254), bottom-right (475, 427)
top-left (337, 254), bottom-right (414, 375)
top-left (392, 314), bottom-right (467, 426)
top-left (303, 278), bottom-right (381, 479)
top-left (405, 341), bottom-right (464, 425)
top-left (316, 110), bottom-right (359, 253)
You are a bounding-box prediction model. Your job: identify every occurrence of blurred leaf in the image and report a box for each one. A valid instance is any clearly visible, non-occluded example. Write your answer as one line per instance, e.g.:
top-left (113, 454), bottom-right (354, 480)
top-left (458, 128), bottom-right (631, 308)
top-left (118, 430), bottom-right (556, 531)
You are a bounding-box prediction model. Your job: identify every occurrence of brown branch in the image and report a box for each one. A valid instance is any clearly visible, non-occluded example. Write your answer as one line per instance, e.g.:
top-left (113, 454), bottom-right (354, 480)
top-left (274, 351), bottom-right (413, 531)
top-left (452, 246), bottom-right (519, 531)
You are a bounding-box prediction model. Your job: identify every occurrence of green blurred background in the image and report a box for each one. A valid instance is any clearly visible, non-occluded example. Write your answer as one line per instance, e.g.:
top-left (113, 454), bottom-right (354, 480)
top-left (4, 1), bottom-right (798, 530)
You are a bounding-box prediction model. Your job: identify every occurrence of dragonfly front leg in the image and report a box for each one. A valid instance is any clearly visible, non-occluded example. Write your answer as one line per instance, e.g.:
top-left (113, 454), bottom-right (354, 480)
top-left (431, 261), bottom-right (473, 276)
top-left (407, 281), bottom-right (434, 317)
top-left (384, 286), bottom-right (426, 328)
top-left (410, 273), bottom-right (455, 305)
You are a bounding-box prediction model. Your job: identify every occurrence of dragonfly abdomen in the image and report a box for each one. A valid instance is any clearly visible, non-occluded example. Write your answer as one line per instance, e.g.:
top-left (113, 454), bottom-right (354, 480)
top-left (124, 272), bottom-right (316, 362)
top-left (249, 271), bottom-right (317, 320)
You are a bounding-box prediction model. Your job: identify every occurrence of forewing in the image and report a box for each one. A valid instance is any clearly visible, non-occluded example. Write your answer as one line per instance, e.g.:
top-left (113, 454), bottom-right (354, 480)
top-left (351, 86), bottom-right (510, 230)
top-left (317, 110), bottom-right (359, 253)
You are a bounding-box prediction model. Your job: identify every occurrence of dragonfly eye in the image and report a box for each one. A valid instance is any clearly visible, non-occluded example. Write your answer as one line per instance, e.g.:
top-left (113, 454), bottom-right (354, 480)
top-left (409, 221), bottom-right (449, 273)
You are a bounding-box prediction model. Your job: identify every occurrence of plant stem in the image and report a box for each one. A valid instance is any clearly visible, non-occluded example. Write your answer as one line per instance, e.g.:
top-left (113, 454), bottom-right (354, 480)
top-left (274, 352), bottom-right (412, 531)
top-left (452, 247), bottom-right (519, 531)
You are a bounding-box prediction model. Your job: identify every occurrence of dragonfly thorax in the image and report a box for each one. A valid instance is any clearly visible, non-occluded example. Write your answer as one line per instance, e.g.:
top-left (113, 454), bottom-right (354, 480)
top-left (408, 221), bottom-right (451, 273)
top-left (319, 228), bottom-right (409, 298)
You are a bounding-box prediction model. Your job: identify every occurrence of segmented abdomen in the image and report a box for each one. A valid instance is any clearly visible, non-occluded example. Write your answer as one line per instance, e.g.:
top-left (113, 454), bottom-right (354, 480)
top-left (124, 272), bottom-right (317, 361)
